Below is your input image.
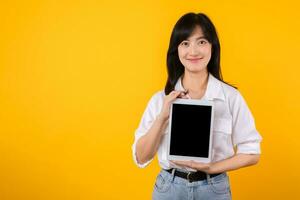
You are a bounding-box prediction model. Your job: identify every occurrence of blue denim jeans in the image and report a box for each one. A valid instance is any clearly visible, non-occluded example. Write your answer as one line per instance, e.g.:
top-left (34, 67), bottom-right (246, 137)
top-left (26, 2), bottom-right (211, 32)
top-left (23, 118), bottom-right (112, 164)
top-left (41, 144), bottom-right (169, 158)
top-left (152, 169), bottom-right (232, 200)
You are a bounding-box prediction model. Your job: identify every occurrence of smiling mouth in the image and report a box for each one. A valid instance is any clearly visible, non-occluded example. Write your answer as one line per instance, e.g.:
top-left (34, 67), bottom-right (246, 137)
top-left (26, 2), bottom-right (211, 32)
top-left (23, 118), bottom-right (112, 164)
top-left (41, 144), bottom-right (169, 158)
top-left (187, 58), bottom-right (203, 62)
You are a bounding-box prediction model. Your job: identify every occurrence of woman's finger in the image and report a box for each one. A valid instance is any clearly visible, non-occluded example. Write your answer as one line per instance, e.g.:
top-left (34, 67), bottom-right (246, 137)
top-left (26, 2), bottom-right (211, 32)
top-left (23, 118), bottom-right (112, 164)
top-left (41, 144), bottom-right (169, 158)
top-left (178, 92), bottom-right (189, 99)
top-left (169, 91), bottom-right (182, 100)
top-left (171, 160), bottom-right (189, 167)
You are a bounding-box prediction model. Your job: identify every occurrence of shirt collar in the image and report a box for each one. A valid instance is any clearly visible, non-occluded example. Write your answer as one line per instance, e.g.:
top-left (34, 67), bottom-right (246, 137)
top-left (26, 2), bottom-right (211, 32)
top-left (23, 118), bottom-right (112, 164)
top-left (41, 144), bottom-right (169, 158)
top-left (174, 73), bottom-right (225, 101)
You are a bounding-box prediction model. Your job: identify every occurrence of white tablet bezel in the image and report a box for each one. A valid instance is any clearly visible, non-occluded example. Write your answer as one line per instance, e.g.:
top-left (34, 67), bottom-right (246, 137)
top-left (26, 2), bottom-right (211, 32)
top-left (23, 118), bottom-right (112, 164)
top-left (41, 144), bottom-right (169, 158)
top-left (167, 98), bottom-right (214, 163)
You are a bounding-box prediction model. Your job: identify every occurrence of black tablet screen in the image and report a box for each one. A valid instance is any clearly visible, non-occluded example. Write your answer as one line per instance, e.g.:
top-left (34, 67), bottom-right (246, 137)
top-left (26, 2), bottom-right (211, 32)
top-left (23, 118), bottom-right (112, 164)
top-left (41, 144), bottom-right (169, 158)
top-left (169, 103), bottom-right (212, 158)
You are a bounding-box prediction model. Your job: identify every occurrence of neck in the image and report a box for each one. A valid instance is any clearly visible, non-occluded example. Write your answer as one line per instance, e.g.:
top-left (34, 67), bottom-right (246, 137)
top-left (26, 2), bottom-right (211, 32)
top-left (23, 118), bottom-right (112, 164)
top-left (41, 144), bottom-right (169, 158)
top-left (182, 70), bottom-right (209, 94)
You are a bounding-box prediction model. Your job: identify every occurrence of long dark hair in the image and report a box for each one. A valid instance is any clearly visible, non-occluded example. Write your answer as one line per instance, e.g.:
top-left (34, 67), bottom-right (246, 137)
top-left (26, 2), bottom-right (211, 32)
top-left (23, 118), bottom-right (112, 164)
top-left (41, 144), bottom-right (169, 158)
top-left (164, 12), bottom-right (236, 95)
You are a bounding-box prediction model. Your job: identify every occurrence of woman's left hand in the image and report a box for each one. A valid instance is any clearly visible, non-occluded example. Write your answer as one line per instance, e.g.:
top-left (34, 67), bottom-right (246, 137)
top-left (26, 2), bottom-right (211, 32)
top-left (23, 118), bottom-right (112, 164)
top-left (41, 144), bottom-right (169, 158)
top-left (170, 160), bottom-right (213, 174)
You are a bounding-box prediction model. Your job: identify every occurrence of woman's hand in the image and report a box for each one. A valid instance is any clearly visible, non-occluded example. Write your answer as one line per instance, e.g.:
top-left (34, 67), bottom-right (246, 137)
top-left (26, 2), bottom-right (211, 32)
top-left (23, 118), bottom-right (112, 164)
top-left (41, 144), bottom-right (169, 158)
top-left (171, 160), bottom-right (212, 174)
top-left (171, 154), bottom-right (260, 174)
top-left (158, 90), bottom-right (189, 122)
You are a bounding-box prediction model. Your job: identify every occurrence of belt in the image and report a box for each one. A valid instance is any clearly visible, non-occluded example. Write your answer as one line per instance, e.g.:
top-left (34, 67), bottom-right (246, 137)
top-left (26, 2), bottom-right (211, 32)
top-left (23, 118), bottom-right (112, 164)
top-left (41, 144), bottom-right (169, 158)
top-left (165, 168), bottom-right (222, 183)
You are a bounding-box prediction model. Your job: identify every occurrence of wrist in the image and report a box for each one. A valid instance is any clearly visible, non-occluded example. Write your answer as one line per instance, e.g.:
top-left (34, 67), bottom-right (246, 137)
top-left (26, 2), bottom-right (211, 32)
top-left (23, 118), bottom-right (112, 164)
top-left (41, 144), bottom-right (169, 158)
top-left (207, 163), bottom-right (215, 174)
top-left (157, 114), bottom-right (168, 123)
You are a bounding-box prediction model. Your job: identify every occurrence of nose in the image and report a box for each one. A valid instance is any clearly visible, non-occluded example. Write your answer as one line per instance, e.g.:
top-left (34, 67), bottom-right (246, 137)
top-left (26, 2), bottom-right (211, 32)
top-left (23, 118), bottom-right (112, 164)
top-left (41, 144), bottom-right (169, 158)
top-left (189, 43), bottom-right (200, 56)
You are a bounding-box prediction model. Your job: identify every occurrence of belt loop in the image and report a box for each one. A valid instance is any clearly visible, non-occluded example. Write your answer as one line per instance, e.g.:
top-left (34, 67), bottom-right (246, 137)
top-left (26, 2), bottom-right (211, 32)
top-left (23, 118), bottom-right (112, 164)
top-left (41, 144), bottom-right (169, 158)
top-left (206, 173), bottom-right (212, 184)
top-left (171, 168), bottom-right (176, 182)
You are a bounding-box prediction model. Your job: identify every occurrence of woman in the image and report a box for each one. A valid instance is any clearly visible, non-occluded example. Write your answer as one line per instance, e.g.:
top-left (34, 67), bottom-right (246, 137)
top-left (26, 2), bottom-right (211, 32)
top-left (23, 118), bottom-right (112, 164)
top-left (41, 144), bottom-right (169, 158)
top-left (132, 12), bottom-right (262, 200)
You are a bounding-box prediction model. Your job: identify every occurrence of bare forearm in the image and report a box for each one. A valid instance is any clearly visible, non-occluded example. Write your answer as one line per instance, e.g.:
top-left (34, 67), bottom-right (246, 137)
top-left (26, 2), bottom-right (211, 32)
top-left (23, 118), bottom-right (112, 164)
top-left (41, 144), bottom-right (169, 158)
top-left (209, 154), bottom-right (260, 174)
top-left (135, 90), bottom-right (187, 165)
top-left (136, 115), bottom-right (168, 164)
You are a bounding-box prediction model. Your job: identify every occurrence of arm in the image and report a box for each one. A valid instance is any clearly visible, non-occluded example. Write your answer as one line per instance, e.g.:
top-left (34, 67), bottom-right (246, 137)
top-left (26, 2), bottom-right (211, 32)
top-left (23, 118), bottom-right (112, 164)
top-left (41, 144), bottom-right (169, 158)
top-left (135, 90), bottom-right (188, 165)
top-left (208, 153), bottom-right (260, 173)
top-left (172, 91), bottom-right (262, 173)
top-left (135, 115), bottom-right (167, 164)
top-left (172, 153), bottom-right (260, 174)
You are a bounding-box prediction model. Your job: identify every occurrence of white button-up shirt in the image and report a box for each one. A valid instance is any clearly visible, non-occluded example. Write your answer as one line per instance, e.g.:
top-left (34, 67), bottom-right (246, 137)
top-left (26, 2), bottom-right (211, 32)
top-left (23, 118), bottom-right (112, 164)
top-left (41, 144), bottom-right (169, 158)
top-left (132, 73), bottom-right (262, 169)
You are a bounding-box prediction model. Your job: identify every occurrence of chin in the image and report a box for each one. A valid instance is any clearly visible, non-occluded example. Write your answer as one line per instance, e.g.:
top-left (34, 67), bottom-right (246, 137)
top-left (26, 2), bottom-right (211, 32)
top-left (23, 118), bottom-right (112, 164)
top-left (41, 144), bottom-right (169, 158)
top-left (185, 66), bottom-right (207, 73)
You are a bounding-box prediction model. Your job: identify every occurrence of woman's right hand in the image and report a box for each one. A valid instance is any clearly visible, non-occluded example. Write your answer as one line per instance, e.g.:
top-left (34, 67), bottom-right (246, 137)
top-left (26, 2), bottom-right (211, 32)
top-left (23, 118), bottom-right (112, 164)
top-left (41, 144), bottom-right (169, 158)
top-left (158, 90), bottom-right (189, 122)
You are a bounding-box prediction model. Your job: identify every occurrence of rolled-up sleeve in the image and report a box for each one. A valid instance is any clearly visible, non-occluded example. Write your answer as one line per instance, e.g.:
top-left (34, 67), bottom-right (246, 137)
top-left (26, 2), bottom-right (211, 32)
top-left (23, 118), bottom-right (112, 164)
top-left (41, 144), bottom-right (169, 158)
top-left (132, 93), bottom-right (158, 168)
top-left (231, 91), bottom-right (262, 154)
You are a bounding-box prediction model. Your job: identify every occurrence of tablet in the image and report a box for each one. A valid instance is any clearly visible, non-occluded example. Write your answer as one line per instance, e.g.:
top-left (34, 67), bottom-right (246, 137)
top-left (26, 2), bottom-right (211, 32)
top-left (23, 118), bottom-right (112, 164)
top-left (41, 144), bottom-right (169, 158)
top-left (167, 98), bottom-right (214, 163)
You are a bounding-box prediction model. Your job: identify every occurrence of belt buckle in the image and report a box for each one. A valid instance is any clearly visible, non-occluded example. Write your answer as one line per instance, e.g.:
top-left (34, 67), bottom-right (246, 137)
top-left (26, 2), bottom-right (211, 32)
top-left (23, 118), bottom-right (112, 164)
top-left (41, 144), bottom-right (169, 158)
top-left (187, 172), bottom-right (192, 182)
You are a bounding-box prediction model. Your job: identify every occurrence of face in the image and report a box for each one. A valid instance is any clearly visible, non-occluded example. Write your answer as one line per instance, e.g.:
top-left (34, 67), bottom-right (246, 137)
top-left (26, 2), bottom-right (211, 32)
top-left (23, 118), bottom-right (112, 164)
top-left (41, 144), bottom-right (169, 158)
top-left (177, 26), bottom-right (212, 73)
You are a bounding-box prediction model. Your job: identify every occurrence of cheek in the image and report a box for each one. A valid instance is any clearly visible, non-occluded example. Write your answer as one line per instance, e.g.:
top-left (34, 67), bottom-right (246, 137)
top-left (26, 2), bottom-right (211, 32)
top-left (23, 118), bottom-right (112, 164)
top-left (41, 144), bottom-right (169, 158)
top-left (202, 48), bottom-right (212, 61)
top-left (205, 45), bottom-right (212, 56)
top-left (206, 51), bottom-right (212, 59)
top-left (178, 48), bottom-right (186, 58)
top-left (178, 56), bottom-right (186, 66)
top-left (178, 49), bottom-right (187, 62)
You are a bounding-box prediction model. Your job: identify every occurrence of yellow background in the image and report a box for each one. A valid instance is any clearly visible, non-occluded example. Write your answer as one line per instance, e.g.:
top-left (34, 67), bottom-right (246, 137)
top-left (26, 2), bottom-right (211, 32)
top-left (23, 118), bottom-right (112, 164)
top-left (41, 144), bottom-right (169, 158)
top-left (1, 0), bottom-right (300, 199)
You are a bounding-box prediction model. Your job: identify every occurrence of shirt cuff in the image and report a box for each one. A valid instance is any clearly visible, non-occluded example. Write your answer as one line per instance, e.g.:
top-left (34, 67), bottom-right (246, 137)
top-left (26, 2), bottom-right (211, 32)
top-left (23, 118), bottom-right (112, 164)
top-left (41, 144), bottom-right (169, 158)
top-left (236, 142), bottom-right (261, 154)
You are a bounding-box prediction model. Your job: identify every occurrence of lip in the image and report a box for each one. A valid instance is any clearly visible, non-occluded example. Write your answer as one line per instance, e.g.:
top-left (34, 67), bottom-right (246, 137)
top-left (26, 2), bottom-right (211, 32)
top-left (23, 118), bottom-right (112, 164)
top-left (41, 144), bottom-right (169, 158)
top-left (187, 58), bottom-right (203, 63)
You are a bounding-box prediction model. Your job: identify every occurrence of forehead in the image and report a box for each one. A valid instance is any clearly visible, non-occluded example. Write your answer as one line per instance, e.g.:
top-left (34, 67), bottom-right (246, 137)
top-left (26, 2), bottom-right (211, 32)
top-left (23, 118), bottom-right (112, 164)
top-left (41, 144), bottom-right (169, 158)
top-left (186, 26), bottom-right (205, 40)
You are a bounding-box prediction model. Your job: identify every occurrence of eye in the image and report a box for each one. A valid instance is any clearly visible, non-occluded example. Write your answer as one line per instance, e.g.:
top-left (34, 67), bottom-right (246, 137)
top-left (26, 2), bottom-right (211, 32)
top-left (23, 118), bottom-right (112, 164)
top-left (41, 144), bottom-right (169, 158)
top-left (181, 41), bottom-right (189, 46)
top-left (198, 40), bottom-right (207, 45)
